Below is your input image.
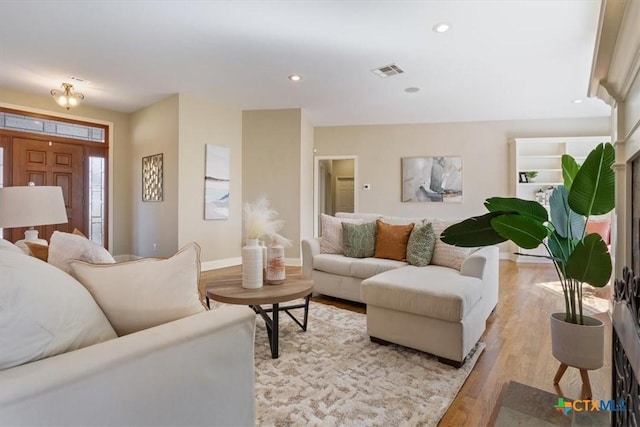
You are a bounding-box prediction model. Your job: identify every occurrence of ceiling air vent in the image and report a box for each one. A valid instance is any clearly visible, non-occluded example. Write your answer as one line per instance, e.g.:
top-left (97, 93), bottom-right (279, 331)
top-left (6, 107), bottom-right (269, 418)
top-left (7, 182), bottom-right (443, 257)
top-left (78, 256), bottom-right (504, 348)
top-left (371, 64), bottom-right (405, 78)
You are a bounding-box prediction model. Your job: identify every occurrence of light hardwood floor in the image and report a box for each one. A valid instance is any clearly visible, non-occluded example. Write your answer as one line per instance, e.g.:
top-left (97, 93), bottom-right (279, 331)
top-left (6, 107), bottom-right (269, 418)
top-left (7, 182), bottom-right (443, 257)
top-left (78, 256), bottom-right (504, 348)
top-left (200, 260), bottom-right (612, 426)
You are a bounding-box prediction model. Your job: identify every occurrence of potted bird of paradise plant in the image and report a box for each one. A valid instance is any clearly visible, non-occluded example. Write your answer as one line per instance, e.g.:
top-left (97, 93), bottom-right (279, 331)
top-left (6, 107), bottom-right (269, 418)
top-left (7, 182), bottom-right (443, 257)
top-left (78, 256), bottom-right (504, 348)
top-left (440, 142), bottom-right (615, 374)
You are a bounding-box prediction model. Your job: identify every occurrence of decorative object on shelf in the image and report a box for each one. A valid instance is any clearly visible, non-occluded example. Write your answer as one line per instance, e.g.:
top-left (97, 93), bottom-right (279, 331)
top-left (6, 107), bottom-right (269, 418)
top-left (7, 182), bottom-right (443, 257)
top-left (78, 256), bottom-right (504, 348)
top-left (204, 144), bottom-right (230, 220)
top-left (525, 171), bottom-right (538, 182)
top-left (50, 83), bottom-right (84, 110)
top-left (142, 153), bottom-right (163, 202)
top-left (242, 196), bottom-right (291, 289)
top-left (0, 182), bottom-right (68, 247)
top-left (401, 156), bottom-right (462, 203)
top-left (441, 143), bottom-right (615, 391)
top-left (518, 172), bottom-right (528, 183)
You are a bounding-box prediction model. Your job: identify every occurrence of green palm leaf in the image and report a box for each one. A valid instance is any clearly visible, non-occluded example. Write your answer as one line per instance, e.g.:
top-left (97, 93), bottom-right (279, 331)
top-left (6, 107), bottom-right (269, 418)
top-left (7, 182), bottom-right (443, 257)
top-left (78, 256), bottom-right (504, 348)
top-left (562, 154), bottom-right (580, 190)
top-left (568, 143), bottom-right (615, 216)
top-left (490, 215), bottom-right (548, 249)
top-left (485, 197), bottom-right (548, 222)
top-left (440, 212), bottom-right (507, 247)
top-left (565, 233), bottom-right (612, 287)
top-left (549, 186), bottom-right (584, 239)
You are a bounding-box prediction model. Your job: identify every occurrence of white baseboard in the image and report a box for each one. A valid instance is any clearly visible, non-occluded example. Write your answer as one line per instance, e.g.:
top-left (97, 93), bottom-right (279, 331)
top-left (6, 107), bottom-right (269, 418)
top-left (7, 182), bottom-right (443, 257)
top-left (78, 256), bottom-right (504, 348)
top-left (285, 258), bottom-right (301, 267)
top-left (201, 257), bottom-right (242, 271)
top-left (499, 252), bottom-right (511, 260)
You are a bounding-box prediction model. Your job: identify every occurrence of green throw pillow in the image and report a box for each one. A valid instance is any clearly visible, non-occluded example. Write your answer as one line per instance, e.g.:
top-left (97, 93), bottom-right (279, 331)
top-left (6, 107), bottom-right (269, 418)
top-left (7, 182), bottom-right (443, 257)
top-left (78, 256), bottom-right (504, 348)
top-left (342, 222), bottom-right (377, 258)
top-left (406, 222), bottom-right (436, 266)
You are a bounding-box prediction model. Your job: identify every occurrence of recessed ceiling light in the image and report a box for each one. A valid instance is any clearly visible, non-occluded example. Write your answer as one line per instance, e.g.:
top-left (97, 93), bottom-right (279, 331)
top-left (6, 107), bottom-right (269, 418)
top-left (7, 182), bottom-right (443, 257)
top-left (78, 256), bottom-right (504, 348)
top-left (405, 87), bottom-right (420, 93)
top-left (572, 99), bottom-right (583, 104)
top-left (433, 23), bottom-right (450, 33)
top-left (288, 74), bottom-right (302, 82)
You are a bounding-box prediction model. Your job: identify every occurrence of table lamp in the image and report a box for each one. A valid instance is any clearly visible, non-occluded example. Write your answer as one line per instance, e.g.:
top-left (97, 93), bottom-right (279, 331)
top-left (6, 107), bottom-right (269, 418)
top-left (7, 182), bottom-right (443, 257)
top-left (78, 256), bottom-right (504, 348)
top-left (0, 183), bottom-right (68, 246)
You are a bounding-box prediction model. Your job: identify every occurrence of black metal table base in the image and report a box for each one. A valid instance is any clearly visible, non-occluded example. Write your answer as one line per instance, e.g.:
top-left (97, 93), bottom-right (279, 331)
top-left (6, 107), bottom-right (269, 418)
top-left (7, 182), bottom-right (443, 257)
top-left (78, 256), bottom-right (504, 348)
top-left (252, 294), bottom-right (311, 359)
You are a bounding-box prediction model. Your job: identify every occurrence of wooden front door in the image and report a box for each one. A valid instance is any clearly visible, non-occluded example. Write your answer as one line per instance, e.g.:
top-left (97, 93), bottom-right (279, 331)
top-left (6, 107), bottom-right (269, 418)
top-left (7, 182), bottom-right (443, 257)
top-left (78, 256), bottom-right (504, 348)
top-left (11, 138), bottom-right (84, 242)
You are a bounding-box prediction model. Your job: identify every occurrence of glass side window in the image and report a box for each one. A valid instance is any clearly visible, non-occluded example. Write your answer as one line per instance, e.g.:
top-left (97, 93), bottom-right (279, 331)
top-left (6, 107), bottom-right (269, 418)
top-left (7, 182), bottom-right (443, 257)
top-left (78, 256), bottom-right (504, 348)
top-left (88, 156), bottom-right (105, 246)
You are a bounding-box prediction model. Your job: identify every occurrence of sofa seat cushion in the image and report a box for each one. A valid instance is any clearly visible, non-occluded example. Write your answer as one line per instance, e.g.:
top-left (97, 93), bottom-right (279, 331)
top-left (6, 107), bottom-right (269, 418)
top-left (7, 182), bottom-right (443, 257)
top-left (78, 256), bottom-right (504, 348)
top-left (350, 257), bottom-right (407, 279)
top-left (361, 266), bottom-right (482, 322)
top-left (313, 254), bottom-right (355, 276)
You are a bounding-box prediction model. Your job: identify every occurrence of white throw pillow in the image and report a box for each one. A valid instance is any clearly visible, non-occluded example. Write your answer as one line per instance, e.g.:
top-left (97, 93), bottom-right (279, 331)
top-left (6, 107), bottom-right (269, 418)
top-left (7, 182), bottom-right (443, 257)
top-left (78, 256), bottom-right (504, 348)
top-left (69, 242), bottom-right (206, 336)
top-left (0, 238), bottom-right (24, 254)
top-left (48, 231), bottom-right (115, 275)
top-left (320, 213), bottom-right (362, 254)
top-left (0, 250), bottom-right (117, 369)
top-left (430, 219), bottom-right (476, 270)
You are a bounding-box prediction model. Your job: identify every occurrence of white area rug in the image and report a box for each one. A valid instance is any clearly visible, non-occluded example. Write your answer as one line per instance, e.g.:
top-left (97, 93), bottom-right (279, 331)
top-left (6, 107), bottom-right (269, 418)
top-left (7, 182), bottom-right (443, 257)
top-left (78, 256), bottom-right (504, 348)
top-left (254, 301), bottom-right (484, 426)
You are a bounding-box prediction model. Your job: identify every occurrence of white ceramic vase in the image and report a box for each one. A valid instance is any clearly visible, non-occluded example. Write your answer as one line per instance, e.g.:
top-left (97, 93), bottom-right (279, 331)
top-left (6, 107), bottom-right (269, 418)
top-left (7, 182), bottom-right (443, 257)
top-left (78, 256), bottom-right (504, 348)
top-left (242, 238), bottom-right (263, 289)
top-left (550, 312), bottom-right (604, 370)
top-left (266, 243), bottom-right (285, 285)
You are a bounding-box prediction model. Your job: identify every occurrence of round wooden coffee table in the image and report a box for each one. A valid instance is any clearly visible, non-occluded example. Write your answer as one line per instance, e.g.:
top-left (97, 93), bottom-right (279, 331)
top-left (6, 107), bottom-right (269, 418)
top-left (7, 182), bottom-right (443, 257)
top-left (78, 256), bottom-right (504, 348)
top-left (206, 274), bottom-right (313, 359)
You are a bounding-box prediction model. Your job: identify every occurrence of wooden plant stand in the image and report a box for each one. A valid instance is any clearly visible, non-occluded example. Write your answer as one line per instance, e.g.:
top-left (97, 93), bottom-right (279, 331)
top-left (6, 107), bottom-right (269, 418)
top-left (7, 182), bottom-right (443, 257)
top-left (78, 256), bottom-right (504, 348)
top-left (553, 363), bottom-right (592, 400)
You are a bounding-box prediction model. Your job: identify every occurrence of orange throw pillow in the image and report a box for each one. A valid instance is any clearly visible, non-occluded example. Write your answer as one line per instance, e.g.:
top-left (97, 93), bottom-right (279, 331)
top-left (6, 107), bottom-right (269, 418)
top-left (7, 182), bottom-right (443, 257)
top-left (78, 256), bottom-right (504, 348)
top-left (23, 242), bottom-right (49, 262)
top-left (374, 220), bottom-right (414, 261)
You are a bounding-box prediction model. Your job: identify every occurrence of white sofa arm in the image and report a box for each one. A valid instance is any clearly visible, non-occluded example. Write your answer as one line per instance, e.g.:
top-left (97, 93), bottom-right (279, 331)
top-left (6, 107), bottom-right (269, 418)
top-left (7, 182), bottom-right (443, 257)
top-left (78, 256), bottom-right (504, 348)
top-left (0, 306), bottom-right (257, 427)
top-left (301, 238), bottom-right (320, 278)
top-left (461, 246), bottom-right (499, 314)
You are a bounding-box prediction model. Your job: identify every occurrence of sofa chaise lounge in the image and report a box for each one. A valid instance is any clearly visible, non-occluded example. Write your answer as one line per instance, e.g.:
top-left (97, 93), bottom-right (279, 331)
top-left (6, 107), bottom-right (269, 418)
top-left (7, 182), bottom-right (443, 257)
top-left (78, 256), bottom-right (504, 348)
top-left (302, 213), bottom-right (499, 367)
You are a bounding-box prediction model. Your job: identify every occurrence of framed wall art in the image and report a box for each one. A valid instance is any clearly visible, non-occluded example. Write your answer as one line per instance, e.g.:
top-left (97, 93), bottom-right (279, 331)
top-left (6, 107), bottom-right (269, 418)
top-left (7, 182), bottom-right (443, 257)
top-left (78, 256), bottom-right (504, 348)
top-left (142, 153), bottom-right (163, 202)
top-left (402, 156), bottom-right (462, 203)
top-left (204, 144), bottom-right (230, 220)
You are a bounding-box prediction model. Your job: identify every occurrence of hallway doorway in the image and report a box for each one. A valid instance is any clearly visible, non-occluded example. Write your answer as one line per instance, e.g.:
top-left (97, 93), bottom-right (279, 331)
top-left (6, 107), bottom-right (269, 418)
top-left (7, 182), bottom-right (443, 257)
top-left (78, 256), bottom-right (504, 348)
top-left (313, 155), bottom-right (357, 236)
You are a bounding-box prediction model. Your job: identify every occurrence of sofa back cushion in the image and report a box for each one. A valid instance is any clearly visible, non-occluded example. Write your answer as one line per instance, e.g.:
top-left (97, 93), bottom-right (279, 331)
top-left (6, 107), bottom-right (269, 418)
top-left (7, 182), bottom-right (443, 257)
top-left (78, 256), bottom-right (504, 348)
top-left (335, 212), bottom-right (383, 222)
top-left (374, 220), bottom-right (414, 261)
top-left (406, 222), bottom-right (436, 267)
top-left (342, 221), bottom-right (377, 258)
top-left (70, 242), bottom-right (205, 336)
top-left (430, 219), bottom-right (476, 270)
top-left (0, 250), bottom-right (117, 369)
top-left (319, 214), bottom-right (362, 254)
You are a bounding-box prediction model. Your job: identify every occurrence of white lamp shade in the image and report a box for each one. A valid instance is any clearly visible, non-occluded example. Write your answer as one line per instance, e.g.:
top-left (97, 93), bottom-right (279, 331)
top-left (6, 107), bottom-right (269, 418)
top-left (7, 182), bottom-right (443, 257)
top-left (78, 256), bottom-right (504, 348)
top-left (0, 186), bottom-right (68, 228)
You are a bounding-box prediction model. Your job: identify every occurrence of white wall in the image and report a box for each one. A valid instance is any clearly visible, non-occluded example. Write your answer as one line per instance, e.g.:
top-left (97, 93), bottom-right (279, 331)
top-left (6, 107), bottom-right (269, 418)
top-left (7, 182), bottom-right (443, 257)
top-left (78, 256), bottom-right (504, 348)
top-left (130, 95), bottom-right (179, 257)
top-left (314, 117), bottom-right (610, 222)
top-left (177, 94), bottom-right (243, 267)
top-left (242, 109), bottom-right (303, 259)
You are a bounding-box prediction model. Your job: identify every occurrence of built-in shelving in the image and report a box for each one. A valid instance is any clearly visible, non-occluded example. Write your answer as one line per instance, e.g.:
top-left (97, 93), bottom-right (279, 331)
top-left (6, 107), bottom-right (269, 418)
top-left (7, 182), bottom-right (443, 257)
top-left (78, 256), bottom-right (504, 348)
top-left (508, 136), bottom-right (611, 263)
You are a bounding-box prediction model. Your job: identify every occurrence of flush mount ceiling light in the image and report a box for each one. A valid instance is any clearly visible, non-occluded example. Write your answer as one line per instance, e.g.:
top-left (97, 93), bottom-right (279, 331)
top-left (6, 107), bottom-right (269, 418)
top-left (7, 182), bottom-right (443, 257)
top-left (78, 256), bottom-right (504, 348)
top-left (288, 74), bottom-right (302, 82)
top-left (50, 83), bottom-right (84, 110)
top-left (433, 23), bottom-right (450, 33)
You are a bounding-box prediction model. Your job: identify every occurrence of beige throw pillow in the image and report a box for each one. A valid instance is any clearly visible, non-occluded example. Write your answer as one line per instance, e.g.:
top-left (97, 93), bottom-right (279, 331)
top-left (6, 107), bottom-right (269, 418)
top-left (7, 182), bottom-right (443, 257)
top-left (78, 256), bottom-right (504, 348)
top-left (69, 242), bottom-right (205, 336)
top-left (431, 219), bottom-right (476, 270)
top-left (319, 214), bottom-right (362, 254)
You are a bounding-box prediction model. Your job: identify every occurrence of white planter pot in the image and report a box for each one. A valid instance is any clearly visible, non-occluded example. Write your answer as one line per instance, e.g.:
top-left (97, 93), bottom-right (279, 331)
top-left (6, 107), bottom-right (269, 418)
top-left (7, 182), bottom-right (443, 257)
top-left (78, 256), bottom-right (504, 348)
top-left (242, 239), bottom-right (263, 289)
top-left (550, 313), bottom-right (604, 370)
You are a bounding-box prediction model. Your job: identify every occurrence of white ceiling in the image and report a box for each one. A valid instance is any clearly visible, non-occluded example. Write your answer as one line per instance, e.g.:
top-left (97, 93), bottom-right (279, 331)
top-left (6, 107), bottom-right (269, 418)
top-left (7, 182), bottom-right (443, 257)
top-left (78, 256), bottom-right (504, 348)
top-left (0, 0), bottom-right (611, 126)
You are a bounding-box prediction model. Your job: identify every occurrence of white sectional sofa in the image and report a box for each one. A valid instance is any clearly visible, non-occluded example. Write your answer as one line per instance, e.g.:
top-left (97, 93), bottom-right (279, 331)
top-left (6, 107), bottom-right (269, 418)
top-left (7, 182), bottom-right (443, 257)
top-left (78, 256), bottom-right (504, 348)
top-left (0, 238), bottom-right (257, 426)
top-left (302, 213), bottom-right (499, 367)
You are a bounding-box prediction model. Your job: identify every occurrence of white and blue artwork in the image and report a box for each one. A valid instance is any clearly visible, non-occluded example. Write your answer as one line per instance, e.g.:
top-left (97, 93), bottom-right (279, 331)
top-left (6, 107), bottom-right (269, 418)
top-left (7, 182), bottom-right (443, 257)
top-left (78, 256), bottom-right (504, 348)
top-left (402, 156), bottom-right (462, 203)
top-left (204, 144), bottom-right (230, 219)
